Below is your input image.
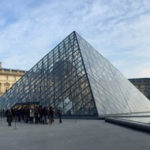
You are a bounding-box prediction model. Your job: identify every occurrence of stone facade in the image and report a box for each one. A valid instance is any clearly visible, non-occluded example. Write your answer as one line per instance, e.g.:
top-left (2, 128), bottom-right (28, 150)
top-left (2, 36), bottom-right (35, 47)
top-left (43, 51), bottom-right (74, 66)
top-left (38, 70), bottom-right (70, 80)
top-left (0, 62), bottom-right (26, 97)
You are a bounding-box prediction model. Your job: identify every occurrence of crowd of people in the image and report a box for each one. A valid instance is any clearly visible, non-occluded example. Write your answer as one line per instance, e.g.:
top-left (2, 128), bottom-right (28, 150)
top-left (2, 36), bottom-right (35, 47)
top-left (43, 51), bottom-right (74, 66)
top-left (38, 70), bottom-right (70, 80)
top-left (3, 105), bottom-right (62, 126)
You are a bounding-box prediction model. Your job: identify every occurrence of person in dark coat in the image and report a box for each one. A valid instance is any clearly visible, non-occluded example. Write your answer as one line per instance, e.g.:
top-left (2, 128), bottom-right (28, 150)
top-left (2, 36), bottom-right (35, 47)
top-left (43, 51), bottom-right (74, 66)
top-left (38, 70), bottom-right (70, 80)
top-left (57, 107), bottom-right (62, 123)
top-left (6, 109), bottom-right (13, 126)
top-left (39, 106), bottom-right (43, 123)
top-left (43, 107), bottom-right (48, 124)
top-left (49, 106), bottom-right (55, 124)
top-left (34, 106), bottom-right (39, 124)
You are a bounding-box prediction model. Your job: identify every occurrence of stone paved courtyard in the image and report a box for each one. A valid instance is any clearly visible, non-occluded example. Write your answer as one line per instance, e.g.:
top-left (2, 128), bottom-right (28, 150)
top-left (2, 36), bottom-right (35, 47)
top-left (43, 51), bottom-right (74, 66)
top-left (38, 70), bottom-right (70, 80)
top-left (0, 119), bottom-right (150, 150)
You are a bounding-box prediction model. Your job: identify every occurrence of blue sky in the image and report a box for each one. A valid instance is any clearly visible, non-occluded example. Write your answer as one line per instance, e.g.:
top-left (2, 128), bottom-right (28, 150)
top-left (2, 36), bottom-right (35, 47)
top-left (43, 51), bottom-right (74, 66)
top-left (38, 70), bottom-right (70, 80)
top-left (0, 0), bottom-right (150, 78)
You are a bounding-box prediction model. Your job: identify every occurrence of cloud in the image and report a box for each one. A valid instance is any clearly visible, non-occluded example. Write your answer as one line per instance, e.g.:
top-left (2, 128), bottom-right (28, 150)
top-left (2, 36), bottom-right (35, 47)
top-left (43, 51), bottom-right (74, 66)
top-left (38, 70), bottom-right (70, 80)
top-left (0, 0), bottom-right (150, 78)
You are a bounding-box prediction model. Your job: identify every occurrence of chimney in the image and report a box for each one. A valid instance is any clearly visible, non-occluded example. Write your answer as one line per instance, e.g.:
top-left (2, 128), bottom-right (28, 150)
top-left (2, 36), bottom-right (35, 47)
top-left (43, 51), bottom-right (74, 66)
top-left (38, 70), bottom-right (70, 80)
top-left (0, 62), bottom-right (2, 68)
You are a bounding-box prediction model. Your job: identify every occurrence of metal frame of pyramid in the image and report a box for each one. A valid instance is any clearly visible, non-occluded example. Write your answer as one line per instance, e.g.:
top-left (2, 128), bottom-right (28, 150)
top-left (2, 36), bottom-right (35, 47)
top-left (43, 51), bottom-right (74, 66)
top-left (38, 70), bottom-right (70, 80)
top-left (0, 31), bottom-right (150, 118)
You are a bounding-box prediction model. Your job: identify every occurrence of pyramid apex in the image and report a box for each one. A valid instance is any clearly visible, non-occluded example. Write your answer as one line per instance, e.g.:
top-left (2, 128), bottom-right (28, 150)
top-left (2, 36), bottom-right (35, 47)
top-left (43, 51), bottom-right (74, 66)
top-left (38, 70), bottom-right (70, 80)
top-left (72, 30), bottom-right (78, 34)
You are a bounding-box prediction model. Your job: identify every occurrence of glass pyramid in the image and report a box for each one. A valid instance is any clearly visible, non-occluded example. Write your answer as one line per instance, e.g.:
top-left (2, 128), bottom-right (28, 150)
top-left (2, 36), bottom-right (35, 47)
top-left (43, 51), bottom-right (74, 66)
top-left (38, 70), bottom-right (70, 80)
top-left (0, 31), bottom-right (150, 117)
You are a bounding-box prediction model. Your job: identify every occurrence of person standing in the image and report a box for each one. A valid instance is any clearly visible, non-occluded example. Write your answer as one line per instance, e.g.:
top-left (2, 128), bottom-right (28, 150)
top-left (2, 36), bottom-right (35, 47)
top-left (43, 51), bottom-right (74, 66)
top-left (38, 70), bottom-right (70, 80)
top-left (49, 106), bottom-right (55, 124)
top-left (43, 107), bottom-right (48, 124)
top-left (6, 109), bottom-right (13, 126)
top-left (57, 107), bottom-right (62, 123)
top-left (30, 107), bottom-right (34, 123)
top-left (34, 106), bottom-right (39, 124)
top-left (39, 106), bottom-right (43, 123)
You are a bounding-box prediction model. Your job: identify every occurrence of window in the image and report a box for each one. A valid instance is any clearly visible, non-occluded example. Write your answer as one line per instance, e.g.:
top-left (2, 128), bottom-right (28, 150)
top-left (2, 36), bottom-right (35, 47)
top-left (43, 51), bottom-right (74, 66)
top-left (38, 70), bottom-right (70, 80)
top-left (6, 76), bottom-right (8, 80)
top-left (0, 83), bottom-right (1, 92)
top-left (14, 76), bottom-right (16, 81)
top-left (4, 82), bottom-right (10, 92)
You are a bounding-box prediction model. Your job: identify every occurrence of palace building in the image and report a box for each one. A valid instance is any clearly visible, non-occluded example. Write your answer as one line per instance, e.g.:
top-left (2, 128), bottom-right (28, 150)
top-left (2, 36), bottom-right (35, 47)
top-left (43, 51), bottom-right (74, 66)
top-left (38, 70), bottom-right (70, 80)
top-left (129, 78), bottom-right (150, 100)
top-left (0, 62), bottom-right (26, 97)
